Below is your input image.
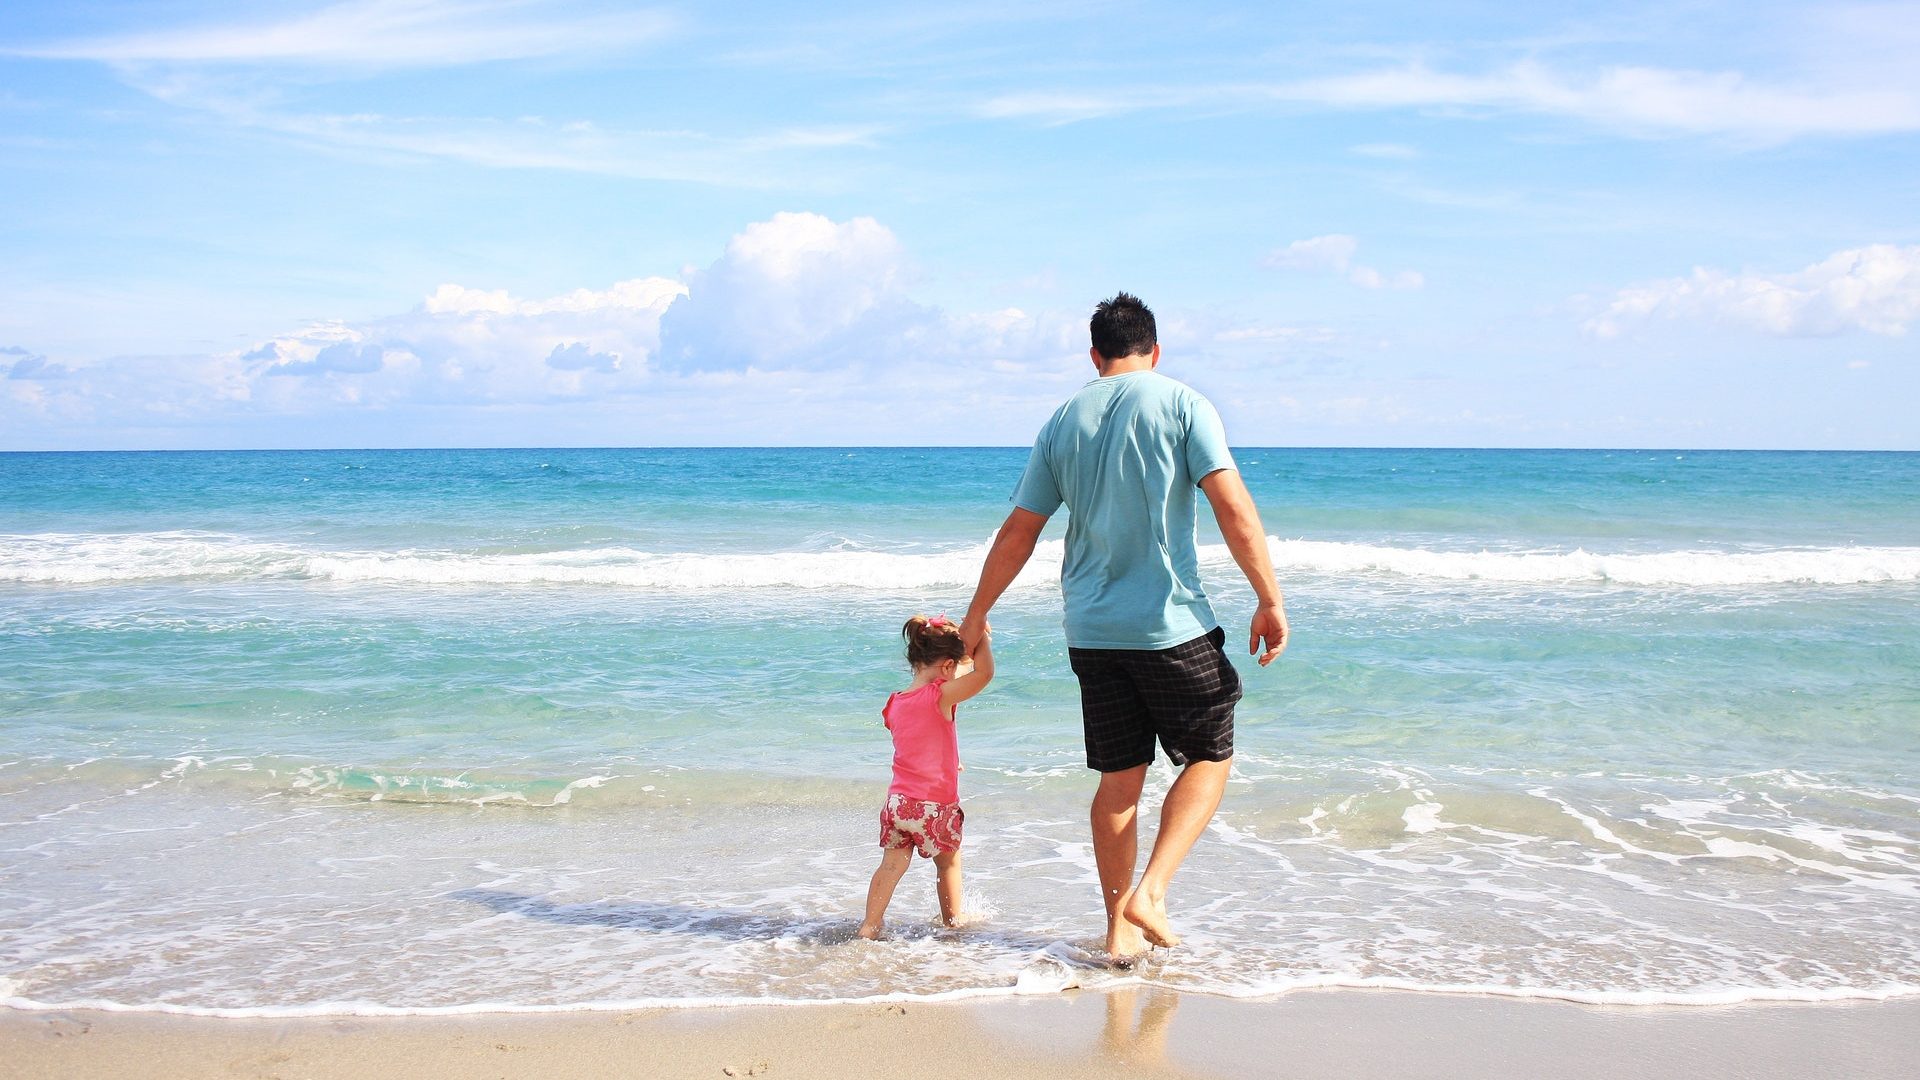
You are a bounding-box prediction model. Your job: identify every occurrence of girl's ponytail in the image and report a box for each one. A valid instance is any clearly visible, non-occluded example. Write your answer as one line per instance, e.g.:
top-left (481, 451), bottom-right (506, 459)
top-left (903, 614), bottom-right (967, 668)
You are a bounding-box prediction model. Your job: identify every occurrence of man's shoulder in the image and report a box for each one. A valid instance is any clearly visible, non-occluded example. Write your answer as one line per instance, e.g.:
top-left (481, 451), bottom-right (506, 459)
top-left (1045, 378), bottom-right (1116, 425)
top-left (1142, 370), bottom-right (1212, 403)
top-left (1126, 373), bottom-right (1216, 427)
top-left (1035, 394), bottom-right (1077, 435)
top-left (1046, 372), bottom-right (1214, 433)
top-left (1064, 371), bottom-right (1207, 404)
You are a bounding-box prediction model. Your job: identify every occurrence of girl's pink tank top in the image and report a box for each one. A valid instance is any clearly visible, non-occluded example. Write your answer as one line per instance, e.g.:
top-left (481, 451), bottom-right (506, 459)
top-left (883, 679), bottom-right (959, 803)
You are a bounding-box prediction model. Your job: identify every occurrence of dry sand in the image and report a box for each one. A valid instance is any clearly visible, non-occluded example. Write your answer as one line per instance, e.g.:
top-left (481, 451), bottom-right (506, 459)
top-left (4, 988), bottom-right (1916, 1080)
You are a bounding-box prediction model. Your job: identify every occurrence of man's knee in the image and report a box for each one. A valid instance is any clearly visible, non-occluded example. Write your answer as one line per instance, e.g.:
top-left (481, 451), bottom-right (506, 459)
top-left (1093, 764), bottom-right (1148, 805)
top-left (1174, 756), bottom-right (1233, 789)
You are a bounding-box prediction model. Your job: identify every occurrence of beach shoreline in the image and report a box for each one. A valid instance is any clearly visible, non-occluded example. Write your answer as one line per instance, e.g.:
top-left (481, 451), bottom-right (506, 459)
top-left (6, 987), bottom-right (1917, 1080)
top-left (6, 448), bottom-right (1918, 1057)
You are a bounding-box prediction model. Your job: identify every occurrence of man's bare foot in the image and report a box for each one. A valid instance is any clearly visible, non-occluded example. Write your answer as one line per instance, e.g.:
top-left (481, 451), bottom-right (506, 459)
top-left (1122, 892), bottom-right (1181, 949)
top-left (857, 922), bottom-right (882, 940)
top-left (1106, 918), bottom-right (1148, 966)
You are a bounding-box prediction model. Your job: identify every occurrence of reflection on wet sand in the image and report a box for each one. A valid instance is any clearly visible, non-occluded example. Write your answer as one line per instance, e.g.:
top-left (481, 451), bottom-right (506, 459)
top-left (1101, 986), bottom-right (1182, 1069)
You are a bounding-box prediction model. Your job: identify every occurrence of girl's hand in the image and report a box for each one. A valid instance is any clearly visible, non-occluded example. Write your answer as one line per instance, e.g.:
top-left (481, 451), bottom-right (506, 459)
top-left (961, 617), bottom-right (991, 657)
top-left (942, 619), bottom-right (996, 710)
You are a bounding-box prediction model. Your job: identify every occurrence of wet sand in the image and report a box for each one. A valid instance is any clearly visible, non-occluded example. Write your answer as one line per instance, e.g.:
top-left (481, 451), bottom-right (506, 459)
top-left (5, 988), bottom-right (1917, 1080)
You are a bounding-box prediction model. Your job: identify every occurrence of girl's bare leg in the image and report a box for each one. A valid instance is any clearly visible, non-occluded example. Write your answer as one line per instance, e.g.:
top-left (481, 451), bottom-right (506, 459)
top-left (932, 847), bottom-right (963, 926)
top-left (858, 846), bottom-right (913, 939)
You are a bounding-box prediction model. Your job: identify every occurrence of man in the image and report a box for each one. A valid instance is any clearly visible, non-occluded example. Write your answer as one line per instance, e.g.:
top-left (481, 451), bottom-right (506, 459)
top-left (960, 292), bottom-right (1288, 962)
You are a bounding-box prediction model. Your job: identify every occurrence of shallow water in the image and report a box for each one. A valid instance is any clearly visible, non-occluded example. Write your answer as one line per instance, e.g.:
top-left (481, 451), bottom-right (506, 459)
top-left (2, 447), bottom-right (1916, 1012)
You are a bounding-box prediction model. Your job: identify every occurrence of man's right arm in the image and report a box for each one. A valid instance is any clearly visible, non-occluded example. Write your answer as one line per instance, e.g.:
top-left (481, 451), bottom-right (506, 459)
top-left (1198, 469), bottom-right (1289, 666)
top-left (961, 507), bottom-right (1049, 656)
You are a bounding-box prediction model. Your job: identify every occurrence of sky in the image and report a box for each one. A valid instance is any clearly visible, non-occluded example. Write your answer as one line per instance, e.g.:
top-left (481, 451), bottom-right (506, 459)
top-left (2, 1), bottom-right (1917, 451)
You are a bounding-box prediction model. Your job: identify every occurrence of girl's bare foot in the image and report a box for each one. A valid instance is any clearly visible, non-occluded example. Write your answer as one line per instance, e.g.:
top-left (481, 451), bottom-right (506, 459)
top-left (857, 922), bottom-right (882, 940)
top-left (1123, 893), bottom-right (1181, 949)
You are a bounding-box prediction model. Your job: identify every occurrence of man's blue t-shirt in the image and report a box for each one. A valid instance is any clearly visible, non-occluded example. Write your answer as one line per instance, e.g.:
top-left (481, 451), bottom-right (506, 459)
top-left (1011, 370), bottom-right (1237, 650)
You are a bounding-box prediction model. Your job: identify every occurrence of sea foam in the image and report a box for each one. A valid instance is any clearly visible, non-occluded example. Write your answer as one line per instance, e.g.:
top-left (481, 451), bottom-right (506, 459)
top-left (5, 532), bottom-right (1918, 589)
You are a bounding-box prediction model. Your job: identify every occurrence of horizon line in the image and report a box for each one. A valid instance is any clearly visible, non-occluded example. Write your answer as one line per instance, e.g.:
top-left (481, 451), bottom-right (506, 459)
top-left (3, 444), bottom-right (1916, 455)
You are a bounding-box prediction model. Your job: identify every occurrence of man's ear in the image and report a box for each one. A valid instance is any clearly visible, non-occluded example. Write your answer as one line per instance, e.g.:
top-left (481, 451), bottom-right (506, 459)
top-left (1089, 346), bottom-right (1104, 371)
top-left (1150, 343), bottom-right (1161, 368)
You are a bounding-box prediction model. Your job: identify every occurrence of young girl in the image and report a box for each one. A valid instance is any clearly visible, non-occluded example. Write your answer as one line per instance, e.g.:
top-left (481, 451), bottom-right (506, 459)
top-left (856, 614), bottom-right (994, 939)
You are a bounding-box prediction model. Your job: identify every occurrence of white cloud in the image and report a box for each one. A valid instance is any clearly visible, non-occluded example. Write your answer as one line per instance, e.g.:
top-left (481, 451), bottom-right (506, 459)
top-left (1265, 234), bottom-right (1359, 274)
top-left (13, 0), bottom-right (675, 69)
top-left (267, 340), bottom-right (390, 376)
top-left (424, 277), bottom-right (685, 317)
top-left (1350, 267), bottom-right (1425, 290)
top-left (977, 58), bottom-right (1920, 143)
top-left (1264, 234), bottom-right (1423, 290)
top-left (655, 211), bottom-right (918, 370)
top-left (546, 342), bottom-right (620, 372)
top-left (277, 111), bottom-right (877, 187)
top-left (120, 71), bottom-right (878, 187)
top-left (975, 90), bottom-right (1161, 124)
top-left (1282, 61), bottom-right (1920, 142)
top-left (3, 211), bottom-right (1340, 448)
top-left (16, 3), bottom-right (877, 189)
top-left (228, 270), bottom-right (685, 409)
top-left (4, 346), bottom-right (76, 380)
top-left (2, 213), bottom-right (1095, 443)
top-left (1212, 327), bottom-right (1316, 344)
top-left (943, 306), bottom-right (1083, 377)
top-left (234, 212), bottom-right (1069, 408)
top-left (1586, 244), bottom-right (1920, 339)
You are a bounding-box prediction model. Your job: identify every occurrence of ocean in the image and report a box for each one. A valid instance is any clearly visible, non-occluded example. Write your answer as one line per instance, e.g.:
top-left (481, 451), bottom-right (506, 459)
top-left (1, 446), bottom-right (1916, 1015)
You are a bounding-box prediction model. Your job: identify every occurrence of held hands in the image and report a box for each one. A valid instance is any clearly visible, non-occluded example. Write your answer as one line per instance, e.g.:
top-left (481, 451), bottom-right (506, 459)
top-left (1249, 603), bottom-right (1289, 667)
top-left (941, 616), bottom-right (997, 711)
top-left (960, 616), bottom-right (992, 659)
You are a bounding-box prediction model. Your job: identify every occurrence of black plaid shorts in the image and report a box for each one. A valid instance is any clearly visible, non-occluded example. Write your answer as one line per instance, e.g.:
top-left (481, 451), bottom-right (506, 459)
top-left (1068, 626), bottom-right (1242, 772)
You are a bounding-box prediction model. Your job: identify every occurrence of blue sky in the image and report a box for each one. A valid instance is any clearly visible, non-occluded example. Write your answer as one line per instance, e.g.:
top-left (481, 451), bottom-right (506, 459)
top-left (3, 1), bottom-right (1917, 450)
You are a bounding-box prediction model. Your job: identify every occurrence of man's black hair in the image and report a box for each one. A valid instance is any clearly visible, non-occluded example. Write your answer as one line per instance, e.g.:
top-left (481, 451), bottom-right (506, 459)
top-left (1089, 292), bottom-right (1157, 361)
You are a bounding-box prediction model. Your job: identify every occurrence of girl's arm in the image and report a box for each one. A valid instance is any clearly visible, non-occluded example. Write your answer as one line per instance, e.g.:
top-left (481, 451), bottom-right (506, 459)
top-left (940, 625), bottom-right (994, 712)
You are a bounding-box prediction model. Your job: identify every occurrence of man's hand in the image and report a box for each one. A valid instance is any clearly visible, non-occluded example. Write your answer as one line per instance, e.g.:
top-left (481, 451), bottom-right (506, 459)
top-left (1200, 470), bottom-right (1289, 667)
top-left (1249, 602), bottom-right (1289, 666)
top-left (961, 617), bottom-right (991, 658)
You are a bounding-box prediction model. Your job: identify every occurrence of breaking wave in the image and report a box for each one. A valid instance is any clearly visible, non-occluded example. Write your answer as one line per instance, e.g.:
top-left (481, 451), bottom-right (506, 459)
top-left (4, 532), bottom-right (1918, 590)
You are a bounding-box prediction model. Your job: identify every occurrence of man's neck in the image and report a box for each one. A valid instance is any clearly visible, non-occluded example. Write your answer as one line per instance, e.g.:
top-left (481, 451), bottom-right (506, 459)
top-left (1095, 353), bottom-right (1156, 378)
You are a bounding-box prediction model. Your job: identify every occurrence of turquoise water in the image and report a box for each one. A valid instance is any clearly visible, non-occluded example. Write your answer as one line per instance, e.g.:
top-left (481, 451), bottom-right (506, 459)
top-left (2, 447), bottom-right (1917, 1013)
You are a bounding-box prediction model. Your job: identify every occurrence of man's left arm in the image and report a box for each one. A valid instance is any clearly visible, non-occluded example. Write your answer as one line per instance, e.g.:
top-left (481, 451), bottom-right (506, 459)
top-left (961, 507), bottom-right (1049, 657)
top-left (1198, 469), bottom-right (1289, 666)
